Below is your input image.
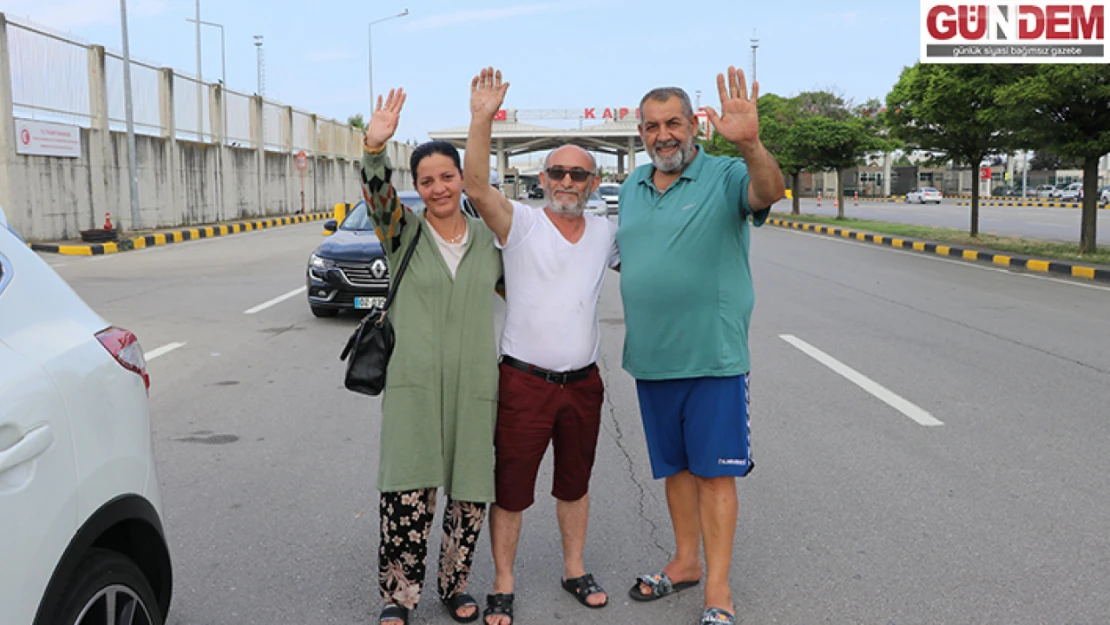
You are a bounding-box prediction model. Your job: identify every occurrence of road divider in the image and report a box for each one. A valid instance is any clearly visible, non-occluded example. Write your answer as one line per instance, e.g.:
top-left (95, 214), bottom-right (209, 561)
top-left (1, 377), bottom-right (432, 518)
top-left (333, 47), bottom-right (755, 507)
top-left (29, 212), bottom-right (330, 256)
top-left (766, 217), bottom-right (1110, 284)
top-left (245, 287), bottom-right (306, 315)
top-left (145, 342), bottom-right (186, 361)
top-left (779, 334), bottom-right (943, 427)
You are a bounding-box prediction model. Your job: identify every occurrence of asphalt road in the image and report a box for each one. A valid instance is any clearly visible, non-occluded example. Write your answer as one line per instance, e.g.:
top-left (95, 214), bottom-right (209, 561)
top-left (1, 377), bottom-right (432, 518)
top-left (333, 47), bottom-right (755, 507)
top-left (790, 197), bottom-right (1110, 246)
top-left (39, 213), bottom-right (1110, 625)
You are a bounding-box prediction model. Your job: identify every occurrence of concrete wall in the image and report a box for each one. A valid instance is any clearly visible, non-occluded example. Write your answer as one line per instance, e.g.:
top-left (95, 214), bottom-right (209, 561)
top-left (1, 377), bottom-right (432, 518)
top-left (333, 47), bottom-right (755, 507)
top-left (0, 127), bottom-right (405, 241)
top-left (0, 14), bottom-right (415, 242)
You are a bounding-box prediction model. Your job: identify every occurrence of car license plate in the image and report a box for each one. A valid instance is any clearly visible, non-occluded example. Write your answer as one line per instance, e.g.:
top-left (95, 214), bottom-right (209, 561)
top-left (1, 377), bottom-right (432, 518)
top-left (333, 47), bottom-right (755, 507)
top-left (355, 296), bottom-right (386, 309)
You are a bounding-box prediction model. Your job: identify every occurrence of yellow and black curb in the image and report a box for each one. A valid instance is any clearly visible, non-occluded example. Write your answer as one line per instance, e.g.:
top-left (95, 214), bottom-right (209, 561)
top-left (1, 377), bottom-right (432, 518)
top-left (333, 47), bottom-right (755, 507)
top-left (29, 211), bottom-right (330, 256)
top-left (955, 201), bottom-right (1107, 209)
top-left (767, 217), bottom-right (1110, 284)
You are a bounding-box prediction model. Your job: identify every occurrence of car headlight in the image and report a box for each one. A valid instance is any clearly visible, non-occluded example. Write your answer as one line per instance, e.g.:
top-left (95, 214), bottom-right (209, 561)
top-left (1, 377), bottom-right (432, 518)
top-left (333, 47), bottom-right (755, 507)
top-left (309, 254), bottom-right (335, 271)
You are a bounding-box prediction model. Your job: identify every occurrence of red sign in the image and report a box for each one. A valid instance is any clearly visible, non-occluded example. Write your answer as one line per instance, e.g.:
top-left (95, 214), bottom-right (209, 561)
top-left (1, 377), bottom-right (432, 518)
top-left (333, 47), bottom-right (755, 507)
top-left (583, 108), bottom-right (640, 120)
top-left (980, 166), bottom-right (991, 180)
top-left (493, 110), bottom-right (507, 121)
top-left (295, 150), bottom-right (308, 171)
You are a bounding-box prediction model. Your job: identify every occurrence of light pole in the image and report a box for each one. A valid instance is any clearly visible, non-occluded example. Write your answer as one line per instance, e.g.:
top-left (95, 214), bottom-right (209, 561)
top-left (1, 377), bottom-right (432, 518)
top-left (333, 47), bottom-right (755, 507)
top-left (368, 9), bottom-right (409, 112)
top-left (119, 0), bottom-right (141, 229)
top-left (194, 1), bottom-right (203, 141)
top-left (186, 17), bottom-right (225, 143)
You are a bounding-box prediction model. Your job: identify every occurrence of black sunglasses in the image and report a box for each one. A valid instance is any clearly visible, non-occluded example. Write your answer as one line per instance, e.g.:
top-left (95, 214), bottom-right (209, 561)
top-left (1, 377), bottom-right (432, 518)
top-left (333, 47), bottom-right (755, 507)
top-left (545, 167), bottom-right (594, 183)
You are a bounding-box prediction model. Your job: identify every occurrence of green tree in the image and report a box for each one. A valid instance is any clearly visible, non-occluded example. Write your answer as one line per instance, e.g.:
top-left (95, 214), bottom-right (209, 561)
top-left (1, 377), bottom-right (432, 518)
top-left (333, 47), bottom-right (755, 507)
top-left (348, 113), bottom-right (366, 130)
top-left (996, 65), bottom-right (1110, 253)
top-left (792, 98), bottom-right (889, 219)
top-left (758, 93), bottom-right (807, 214)
top-left (886, 63), bottom-right (1017, 236)
top-left (1029, 150), bottom-right (1083, 171)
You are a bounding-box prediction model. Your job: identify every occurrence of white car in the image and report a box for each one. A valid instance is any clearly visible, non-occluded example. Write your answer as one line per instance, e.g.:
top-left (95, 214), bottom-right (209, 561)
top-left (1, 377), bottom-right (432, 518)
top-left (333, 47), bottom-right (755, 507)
top-left (1058, 182), bottom-right (1083, 202)
top-left (906, 187), bottom-right (943, 204)
top-left (584, 191), bottom-right (608, 217)
top-left (1101, 186), bottom-right (1110, 206)
top-left (597, 183), bottom-right (621, 212)
top-left (1036, 184), bottom-right (1057, 198)
top-left (0, 207), bottom-right (173, 625)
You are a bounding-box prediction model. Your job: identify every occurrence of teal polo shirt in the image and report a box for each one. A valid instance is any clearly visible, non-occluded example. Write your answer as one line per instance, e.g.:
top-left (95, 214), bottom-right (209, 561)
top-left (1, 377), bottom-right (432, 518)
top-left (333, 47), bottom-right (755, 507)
top-left (616, 146), bottom-right (768, 380)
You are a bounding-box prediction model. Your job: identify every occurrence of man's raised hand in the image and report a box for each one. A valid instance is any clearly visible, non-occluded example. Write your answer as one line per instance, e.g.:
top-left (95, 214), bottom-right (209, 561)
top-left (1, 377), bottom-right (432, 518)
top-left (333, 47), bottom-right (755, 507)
top-left (470, 67), bottom-right (509, 120)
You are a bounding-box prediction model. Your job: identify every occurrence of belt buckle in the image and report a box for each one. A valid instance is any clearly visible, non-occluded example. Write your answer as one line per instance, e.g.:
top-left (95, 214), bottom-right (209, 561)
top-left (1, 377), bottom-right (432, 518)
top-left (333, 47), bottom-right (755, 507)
top-left (544, 371), bottom-right (565, 384)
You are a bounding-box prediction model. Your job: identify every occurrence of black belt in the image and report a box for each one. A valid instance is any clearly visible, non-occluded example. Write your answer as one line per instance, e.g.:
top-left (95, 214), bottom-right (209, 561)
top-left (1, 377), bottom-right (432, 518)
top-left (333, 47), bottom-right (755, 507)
top-left (501, 355), bottom-right (595, 384)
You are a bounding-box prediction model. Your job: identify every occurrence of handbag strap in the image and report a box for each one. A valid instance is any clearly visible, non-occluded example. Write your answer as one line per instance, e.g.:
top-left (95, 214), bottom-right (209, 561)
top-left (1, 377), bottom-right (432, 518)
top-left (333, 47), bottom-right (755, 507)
top-left (381, 221), bottom-right (423, 312)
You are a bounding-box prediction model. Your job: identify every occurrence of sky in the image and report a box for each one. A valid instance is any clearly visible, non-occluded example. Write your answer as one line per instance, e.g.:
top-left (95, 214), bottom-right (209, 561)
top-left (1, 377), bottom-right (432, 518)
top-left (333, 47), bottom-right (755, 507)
top-left (3, 0), bottom-right (922, 164)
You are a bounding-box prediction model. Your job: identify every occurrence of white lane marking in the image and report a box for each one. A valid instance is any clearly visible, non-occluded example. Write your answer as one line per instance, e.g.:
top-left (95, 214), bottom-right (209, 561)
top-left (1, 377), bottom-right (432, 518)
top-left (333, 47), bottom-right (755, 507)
top-left (779, 334), bottom-right (944, 427)
top-left (775, 227), bottom-right (1110, 293)
top-left (244, 286), bottom-right (306, 315)
top-left (145, 342), bottom-right (186, 361)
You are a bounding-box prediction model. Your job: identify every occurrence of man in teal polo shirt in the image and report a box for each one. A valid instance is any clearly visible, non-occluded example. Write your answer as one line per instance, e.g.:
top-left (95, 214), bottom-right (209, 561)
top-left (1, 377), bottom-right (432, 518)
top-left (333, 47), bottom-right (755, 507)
top-left (619, 67), bottom-right (786, 625)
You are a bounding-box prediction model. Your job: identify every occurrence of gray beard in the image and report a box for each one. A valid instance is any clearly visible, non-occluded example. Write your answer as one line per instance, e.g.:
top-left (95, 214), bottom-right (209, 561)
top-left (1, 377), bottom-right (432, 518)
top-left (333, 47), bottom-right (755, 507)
top-left (649, 138), bottom-right (696, 174)
top-left (547, 188), bottom-right (586, 216)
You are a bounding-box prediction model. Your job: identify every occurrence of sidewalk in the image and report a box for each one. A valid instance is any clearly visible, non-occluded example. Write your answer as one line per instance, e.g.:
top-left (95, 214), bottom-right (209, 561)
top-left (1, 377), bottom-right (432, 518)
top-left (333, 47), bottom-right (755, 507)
top-left (28, 210), bottom-right (331, 255)
top-left (767, 216), bottom-right (1110, 284)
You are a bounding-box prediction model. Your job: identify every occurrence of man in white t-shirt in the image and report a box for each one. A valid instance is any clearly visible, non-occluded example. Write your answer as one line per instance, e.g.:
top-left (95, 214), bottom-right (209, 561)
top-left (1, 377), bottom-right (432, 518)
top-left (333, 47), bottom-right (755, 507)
top-left (464, 67), bottom-right (619, 625)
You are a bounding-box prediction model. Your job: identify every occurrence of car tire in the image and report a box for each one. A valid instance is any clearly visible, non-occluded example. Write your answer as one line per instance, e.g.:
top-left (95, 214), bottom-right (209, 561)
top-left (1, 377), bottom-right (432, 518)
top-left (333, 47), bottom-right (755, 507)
top-left (51, 548), bottom-right (163, 625)
top-left (311, 306), bottom-right (339, 318)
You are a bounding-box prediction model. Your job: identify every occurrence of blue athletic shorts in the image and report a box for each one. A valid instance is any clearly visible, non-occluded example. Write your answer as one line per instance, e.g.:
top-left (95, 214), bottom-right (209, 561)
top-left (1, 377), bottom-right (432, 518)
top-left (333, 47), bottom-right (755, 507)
top-left (634, 373), bottom-right (753, 480)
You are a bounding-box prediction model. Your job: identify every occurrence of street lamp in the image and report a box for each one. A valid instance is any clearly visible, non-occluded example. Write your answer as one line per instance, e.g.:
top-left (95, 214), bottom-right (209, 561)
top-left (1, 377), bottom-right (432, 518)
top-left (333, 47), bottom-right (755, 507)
top-left (186, 17), bottom-right (225, 143)
top-left (119, 0), bottom-right (140, 229)
top-left (369, 9), bottom-right (409, 113)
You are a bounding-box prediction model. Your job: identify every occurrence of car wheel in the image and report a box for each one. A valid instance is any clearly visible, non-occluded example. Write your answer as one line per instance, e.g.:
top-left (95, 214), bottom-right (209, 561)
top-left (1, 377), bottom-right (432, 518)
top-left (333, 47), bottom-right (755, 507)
top-left (311, 306), bottom-right (339, 318)
top-left (52, 549), bottom-right (163, 625)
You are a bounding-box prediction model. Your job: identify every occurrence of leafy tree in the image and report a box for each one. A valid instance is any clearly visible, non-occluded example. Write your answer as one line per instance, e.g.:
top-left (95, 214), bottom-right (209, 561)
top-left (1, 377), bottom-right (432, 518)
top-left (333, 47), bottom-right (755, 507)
top-left (996, 65), bottom-right (1110, 253)
top-left (1029, 150), bottom-right (1083, 171)
top-left (886, 63), bottom-right (1018, 236)
top-left (792, 97), bottom-right (889, 218)
top-left (347, 113), bottom-right (366, 130)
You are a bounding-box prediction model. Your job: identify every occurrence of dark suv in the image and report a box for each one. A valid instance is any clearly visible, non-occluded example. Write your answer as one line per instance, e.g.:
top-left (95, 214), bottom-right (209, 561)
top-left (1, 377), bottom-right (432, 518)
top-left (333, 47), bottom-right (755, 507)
top-left (306, 192), bottom-right (478, 317)
top-left (306, 200), bottom-right (391, 317)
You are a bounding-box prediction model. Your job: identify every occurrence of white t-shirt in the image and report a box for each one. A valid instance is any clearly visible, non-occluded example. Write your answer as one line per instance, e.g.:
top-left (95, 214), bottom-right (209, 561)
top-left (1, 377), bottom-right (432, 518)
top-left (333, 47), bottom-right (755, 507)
top-left (428, 222), bottom-right (469, 278)
top-left (497, 200), bottom-right (620, 371)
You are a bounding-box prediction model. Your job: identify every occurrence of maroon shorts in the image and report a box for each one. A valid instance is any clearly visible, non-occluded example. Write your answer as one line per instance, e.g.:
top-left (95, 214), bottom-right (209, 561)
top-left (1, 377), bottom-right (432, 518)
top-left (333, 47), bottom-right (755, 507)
top-left (494, 359), bottom-right (605, 512)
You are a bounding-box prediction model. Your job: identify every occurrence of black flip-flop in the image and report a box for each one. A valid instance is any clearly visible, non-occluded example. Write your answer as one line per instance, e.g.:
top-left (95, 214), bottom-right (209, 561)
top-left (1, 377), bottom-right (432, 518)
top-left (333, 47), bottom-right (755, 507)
top-left (379, 603), bottom-right (409, 625)
top-left (628, 571), bottom-right (700, 602)
top-left (562, 573), bottom-right (609, 609)
top-left (442, 592), bottom-right (480, 623)
top-left (483, 593), bottom-right (514, 625)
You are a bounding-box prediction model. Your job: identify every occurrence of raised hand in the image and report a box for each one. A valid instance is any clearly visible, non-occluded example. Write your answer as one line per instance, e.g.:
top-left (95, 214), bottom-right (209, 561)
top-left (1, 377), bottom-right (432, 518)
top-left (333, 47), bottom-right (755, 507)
top-left (704, 67), bottom-right (760, 150)
top-left (364, 88), bottom-right (406, 151)
top-left (470, 67), bottom-right (509, 120)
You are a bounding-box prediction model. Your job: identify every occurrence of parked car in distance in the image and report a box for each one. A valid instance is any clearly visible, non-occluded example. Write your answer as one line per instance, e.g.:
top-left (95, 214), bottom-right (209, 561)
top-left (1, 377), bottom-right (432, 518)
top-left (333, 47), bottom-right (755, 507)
top-left (1036, 184), bottom-right (1057, 198)
top-left (1059, 182), bottom-right (1083, 202)
top-left (1099, 186), bottom-right (1110, 206)
top-left (584, 191), bottom-right (608, 217)
top-left (597, 183), bottom-right (620, 212)
top-left (1, 205), bottom-right (173, 625)
top-left (906, 187), bottom-right (943, 204)
top-left (528, 186), bottom-right (544, 199)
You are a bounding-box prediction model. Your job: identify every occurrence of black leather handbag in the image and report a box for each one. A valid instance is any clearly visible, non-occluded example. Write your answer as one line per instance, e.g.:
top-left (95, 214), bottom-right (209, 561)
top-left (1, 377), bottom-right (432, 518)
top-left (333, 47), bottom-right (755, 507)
top-left (340, 223), bottom-right (422, 395)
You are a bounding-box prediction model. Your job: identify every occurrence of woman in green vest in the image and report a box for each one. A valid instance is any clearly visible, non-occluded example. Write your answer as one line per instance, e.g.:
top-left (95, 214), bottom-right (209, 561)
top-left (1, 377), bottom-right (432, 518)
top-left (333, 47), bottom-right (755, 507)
top-left (360, 88), bottom-right (502, 625)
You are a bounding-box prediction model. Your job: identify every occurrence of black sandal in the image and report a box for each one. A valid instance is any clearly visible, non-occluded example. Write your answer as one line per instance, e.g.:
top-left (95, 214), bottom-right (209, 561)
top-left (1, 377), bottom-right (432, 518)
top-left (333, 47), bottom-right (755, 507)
top-left (442, 592), bottom-right (480, 623)
top-left (483, 593), bottom-right (514, 625)
top-left (561, 573), bottom-right (609, 608)
top-left (379, 603), bottom-right (409, 625)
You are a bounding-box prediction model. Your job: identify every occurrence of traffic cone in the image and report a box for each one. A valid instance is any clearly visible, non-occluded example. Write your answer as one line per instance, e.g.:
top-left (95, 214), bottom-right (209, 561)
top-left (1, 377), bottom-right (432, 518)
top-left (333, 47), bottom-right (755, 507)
top-left (854, 191), bottom-right (859, 206)
top-left (817, 192), bottom-right (822, 207)
top-left (103, 212), bottom-right (113, 230)
top-left (834, 197), bottom-right (839, 209)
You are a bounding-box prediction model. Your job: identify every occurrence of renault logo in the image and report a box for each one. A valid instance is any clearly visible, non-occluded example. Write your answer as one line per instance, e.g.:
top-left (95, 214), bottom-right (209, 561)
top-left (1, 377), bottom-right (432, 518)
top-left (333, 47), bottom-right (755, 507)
top-left (370, 259), bottom-right (387, 279)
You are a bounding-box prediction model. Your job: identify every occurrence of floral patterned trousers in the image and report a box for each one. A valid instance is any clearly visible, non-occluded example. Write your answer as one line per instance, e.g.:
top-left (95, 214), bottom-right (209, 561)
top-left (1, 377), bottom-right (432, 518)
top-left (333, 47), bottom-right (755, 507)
top-left (379, 489), bottom-right (486, 609)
